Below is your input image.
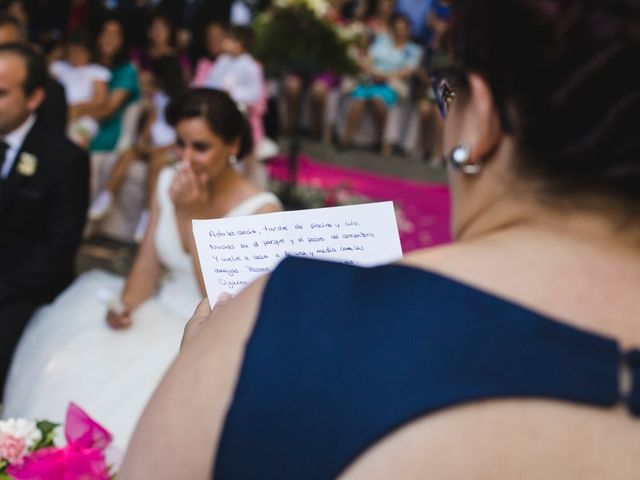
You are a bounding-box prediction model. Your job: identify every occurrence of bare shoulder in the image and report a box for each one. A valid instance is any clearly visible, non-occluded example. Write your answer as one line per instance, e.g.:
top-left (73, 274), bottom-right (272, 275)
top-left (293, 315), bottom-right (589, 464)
top-left (119, 275), bottom-right (269, 480)
top-left (236, 177), bottom-right (282, 213)
top-left (254, 201), bottom-right (282, 214)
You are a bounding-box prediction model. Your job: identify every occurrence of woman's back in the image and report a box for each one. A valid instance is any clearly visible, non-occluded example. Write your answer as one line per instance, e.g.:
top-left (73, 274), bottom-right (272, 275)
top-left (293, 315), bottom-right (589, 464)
top-left (342, 222), bottom-right (640, 478)
top-left (120, 218), bottom-right (640, 479)
top-left (208, 218), bottom-right (640, 479)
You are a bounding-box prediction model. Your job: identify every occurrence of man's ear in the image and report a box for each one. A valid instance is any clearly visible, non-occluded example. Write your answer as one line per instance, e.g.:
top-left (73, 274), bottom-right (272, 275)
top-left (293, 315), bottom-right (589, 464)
top-left (27, 86), bottom-right (45, 113)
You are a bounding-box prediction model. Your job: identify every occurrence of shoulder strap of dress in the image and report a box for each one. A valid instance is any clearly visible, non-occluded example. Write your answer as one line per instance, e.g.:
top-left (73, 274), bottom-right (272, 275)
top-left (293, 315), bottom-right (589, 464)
top-left (225, 192), bottom-right (282, 217)
top-left (156, 167), bottom-right (176, 208)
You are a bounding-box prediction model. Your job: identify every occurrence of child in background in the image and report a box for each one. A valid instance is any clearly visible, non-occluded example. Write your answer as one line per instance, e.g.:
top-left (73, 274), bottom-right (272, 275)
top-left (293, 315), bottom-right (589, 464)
top-left (204, 25), bottom-right (263, 113)
top-left (49, 28), bottom-right (110, 148)
top-left (88, 55), bottom-right (186, 241)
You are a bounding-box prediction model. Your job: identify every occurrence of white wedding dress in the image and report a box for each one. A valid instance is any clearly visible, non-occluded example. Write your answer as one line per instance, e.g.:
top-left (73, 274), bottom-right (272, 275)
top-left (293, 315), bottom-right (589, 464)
top-left (3, 168), bottom-right (280, 452)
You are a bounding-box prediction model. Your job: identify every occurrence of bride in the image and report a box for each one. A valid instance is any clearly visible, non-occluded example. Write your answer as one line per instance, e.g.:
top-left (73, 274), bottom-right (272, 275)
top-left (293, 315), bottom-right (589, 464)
top-left (2, 88), bottom-right (281, 452)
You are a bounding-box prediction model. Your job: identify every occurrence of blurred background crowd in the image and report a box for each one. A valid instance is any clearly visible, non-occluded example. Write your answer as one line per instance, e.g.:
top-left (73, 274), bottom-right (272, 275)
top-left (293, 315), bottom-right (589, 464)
top-left (0, 0), bottom-right (451, 245)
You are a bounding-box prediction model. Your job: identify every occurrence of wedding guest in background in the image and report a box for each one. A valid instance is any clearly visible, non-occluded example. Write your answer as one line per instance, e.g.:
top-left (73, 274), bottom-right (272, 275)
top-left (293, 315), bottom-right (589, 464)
top-left (192, 20), bottom-right (226, 87)
top-left (0, 0), bottom-right (27, 32)
top-left (395, 0), bottom-right (431, 42)
top-left (341, 13), bottom-right (421, 153)
top-left (203, 26), bottom-right (265, 180)
top-left (88, 55), bottom-right (186, 241)
top-left (3, 88), bottom-right (281, 452)
top-left (83, 15), bottom-right (140, 154)
top-left (123, 1), bottom-right (640, 478)
top-left (0, 13), bottom-right (68, 133)
top-left (281, 3), bottom-right (345, 141)
top-left (130, 10), bottom-right (190, 76)
top-left (49, 27), bottom-right (110, 148)
top-left (203, 26), bottom-right (262, 116)
top-left (0, 43), bottom-right (88, 400)
top-left (366, 0), bottom-right (395, 36)
top-left (415, 0), bottom-right (450, 165)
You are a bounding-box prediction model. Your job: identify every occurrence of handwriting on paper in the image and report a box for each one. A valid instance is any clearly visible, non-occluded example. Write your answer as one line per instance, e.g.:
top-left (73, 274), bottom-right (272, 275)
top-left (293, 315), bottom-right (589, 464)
top-left (192, 201), bottom-right (403, 305)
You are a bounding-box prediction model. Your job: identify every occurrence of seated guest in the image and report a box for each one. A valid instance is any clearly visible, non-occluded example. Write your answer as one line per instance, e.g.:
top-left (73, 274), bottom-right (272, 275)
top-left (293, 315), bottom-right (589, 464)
top-left (82, 15), bottom-right (141, 155)
top-left (395, 0), bottom-right (431, 42)
top-left (0, 44), bottom-right (88, 400)
top-left (130, 10), bottom-right (191, 78)
top-left (88, 55), bottom-right (187, 241)
top-left (203, 26), bottom-right (262, 115)
top-left (341, 13), bottom-right (421, 153)
top-left (281, 3), bottom-right (345, 141)
top-left (123, 1), bottom-right (640, 478)
top-left (50, 28), bottom-right (111, 148)
top-left (203, 25), bottom-right (266, 180)
top-left (2, 88), bottom-right (282, 452)
top-left (0, 13), bottom-right (67, 133)
top-left (192, 20), bottom-right (226, 87)
top-left (366, 0), bottom-right (395, 37)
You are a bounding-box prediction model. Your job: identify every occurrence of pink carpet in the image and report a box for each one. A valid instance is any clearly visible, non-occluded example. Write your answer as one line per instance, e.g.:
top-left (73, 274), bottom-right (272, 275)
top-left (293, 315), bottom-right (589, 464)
top-left (268, 155), bottom-right (452, 253)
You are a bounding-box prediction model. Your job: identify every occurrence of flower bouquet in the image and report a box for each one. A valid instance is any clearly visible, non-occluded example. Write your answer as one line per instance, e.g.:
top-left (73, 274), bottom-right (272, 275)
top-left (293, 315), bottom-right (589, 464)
top-left (0, 403), bottom-right (114, 480)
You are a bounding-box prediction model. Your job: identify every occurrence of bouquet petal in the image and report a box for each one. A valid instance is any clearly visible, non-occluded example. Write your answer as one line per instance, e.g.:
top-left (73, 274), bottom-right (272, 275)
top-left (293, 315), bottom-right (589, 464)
top-left (64, 403), bottom-right (112, 450)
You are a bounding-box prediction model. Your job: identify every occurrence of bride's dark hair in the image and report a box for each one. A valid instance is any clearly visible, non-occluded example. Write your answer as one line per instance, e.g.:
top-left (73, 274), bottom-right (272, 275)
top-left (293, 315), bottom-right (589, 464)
top-left (166, 88), bottom-right (253, 159)
top-left (449, 0), bottom-right (640, 212)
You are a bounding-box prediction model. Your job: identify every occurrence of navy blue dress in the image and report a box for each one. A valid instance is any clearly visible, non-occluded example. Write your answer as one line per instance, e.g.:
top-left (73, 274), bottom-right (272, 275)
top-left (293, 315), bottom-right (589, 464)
top-left (214, 257), bottom-right (640, 479)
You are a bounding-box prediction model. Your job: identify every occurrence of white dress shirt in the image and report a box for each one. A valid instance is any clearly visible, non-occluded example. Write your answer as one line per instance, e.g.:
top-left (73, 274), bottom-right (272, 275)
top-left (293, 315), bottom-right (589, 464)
top-left (1, 114), bottom-right (36, 179)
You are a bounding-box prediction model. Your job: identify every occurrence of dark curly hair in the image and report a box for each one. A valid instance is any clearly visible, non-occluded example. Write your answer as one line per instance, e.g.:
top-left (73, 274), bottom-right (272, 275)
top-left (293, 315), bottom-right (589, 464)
top-left (150, 55), bottom-right (186, 101)
top-left (448, 0), bottom-right (640, 211)
top-left (166, 88), bottom-right (253, 159)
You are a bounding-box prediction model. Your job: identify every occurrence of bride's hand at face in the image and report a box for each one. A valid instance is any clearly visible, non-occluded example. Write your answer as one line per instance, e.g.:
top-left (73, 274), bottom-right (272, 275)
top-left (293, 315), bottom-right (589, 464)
top-left (169, 161), bottom-right (210, 218)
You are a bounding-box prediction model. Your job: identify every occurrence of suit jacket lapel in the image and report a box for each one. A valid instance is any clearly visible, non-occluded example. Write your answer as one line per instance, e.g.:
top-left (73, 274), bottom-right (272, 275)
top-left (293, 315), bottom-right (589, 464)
top-left (0, 125), bottom-right (38, 214)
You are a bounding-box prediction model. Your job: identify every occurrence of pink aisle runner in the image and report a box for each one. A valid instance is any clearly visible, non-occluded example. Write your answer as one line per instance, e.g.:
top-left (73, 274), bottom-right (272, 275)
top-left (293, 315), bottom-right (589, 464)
top-left (268, 155), bottom-right (451, 253)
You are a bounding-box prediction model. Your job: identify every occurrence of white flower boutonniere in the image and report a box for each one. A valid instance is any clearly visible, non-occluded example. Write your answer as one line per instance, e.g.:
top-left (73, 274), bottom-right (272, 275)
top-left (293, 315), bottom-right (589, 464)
top-left (16, 152), bottom-right (37, 177)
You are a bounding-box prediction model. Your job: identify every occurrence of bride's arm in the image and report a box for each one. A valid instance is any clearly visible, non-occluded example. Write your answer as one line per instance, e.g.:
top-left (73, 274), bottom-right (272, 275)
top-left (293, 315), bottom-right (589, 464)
top-left (107, 194), bottom-right (163, 328)
top-left (118, 275), bottom-right (268, 479)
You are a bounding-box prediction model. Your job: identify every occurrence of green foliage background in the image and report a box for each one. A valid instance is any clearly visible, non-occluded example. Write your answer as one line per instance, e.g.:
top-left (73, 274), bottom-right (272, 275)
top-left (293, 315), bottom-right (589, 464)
top-left (253, 5), bottom-right (357, 77)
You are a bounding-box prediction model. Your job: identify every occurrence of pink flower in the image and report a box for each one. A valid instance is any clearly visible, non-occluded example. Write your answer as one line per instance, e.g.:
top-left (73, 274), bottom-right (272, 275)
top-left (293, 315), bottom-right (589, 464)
top-left (0, 432), bottom-right (27, 464)
top-left (7, 444), bottom-right (111, 480)
top-left (7, 403), bottom-right (113, 480)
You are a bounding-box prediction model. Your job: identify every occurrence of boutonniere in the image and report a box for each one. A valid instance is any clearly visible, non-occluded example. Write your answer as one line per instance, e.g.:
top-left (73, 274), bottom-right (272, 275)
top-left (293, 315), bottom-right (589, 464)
top-left (17, 152), bottom-right (38, 177)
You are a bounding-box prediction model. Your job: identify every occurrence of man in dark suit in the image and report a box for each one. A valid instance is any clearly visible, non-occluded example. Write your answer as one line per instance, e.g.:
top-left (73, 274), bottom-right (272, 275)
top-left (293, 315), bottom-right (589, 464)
top-left (0, 43), bottom-right (89, 398)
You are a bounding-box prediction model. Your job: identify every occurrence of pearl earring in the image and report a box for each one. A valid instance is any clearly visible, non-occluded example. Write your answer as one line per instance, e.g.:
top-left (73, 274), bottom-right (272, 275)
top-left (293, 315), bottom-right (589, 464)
top-left (447, 145), bottom-right (482, 175)
top-left (228, 155), bottom-right (238, 165)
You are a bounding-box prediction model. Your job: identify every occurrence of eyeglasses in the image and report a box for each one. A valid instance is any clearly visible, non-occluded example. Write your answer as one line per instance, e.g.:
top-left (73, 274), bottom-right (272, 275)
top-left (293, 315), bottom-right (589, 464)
top-left (430, 68), bottom-right (465, 118)
top-left (429, 68), bottom-right (515, 132)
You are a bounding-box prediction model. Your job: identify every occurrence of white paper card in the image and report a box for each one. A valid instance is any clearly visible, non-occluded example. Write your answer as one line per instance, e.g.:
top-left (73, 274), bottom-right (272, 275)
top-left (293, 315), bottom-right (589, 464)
top-left (192, 201), bottom-right (403, 305)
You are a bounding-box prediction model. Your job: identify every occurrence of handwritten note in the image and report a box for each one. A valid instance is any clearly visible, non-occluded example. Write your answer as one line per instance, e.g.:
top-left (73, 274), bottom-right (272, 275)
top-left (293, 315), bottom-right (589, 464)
top-left (192, 201), bottom-right (403, 305)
